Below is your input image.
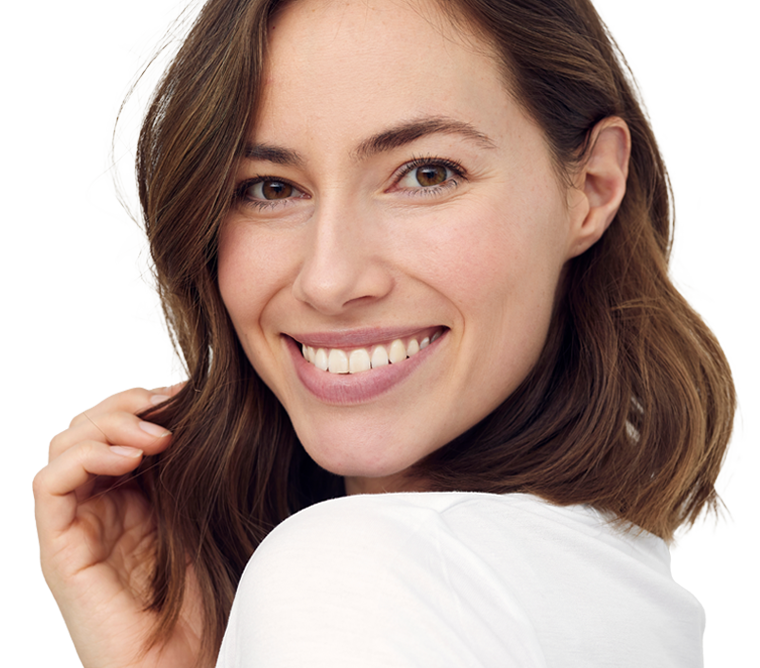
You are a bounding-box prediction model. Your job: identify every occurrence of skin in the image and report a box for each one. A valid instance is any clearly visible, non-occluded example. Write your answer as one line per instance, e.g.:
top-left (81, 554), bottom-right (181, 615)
top-left (33, 0), bottom-right (629, 665)
top-left (219, 0), bottom-right (630, 494)
top-left (32, 386), bottom-right (205, 667)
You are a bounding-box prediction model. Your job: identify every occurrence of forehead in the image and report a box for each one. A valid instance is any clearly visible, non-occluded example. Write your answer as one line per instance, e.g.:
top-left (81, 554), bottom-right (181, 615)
top-left (267, 0), bottom-right (480, 49)
top-left (255, 0), bottom-right (510, 144)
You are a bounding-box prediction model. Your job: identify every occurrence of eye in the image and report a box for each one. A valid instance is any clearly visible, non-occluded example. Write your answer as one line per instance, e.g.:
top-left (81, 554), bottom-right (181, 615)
top-left (233, 176), bottom-right (309, 209)
top-left (422, 165), bottom-right (450, 186)
top-left (395, 158), bottom-right (465, 192)
top-left (246, 179), bottom-right (303, 200)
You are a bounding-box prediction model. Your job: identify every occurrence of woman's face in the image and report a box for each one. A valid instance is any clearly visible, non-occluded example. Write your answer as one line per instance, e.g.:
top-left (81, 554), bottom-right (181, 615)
top-left (219, 0), bottom-right (589, 493)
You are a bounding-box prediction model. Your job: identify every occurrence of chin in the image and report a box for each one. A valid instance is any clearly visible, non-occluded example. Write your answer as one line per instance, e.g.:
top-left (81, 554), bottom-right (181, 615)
top-left (294, 422), bottom-right (437, 488)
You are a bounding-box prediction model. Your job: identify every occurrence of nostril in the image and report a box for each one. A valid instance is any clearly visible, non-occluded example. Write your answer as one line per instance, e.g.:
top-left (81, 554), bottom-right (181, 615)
top-left (292, 257), bottom-right (394, 315)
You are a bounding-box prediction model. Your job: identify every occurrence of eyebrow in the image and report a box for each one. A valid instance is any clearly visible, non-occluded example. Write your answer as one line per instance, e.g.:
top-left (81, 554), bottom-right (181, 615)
top-left (243, 143), bottom-right (303, 166)
top-left (242, 115), bottom-right (496, 167)
top-left (352, 116), bottom-right (496, 160)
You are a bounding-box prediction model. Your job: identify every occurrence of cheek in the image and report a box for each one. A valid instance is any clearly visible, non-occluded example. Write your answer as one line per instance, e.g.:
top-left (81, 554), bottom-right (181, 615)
top-left (217, 224), bottom-right (292, 349)
top-left (408, 188), bottom-right (568, 408)
top-left (217, 228), bottom-right (255, 322)
top-left (408, 192), bottom-right (568, 310)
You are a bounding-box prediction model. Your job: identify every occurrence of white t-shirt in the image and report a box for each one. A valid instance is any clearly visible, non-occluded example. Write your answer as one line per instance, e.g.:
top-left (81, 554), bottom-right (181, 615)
top-left (216, 492), bottom-right (704, 667)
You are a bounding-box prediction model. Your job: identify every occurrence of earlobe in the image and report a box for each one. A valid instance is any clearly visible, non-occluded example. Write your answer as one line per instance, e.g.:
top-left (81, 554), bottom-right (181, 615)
top-left (567, 117), bottom-right (631, 259)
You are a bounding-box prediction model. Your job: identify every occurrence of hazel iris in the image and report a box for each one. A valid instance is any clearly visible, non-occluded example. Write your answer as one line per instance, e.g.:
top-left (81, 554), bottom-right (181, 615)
top-left (261, 181), bottom-right (293, 199)
top-left (415, 165), bottom-right (447, 187)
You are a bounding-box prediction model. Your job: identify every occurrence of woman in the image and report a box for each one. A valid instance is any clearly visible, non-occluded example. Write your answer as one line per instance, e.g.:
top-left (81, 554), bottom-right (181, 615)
top-left (33, 0), bottom-right (735, 666)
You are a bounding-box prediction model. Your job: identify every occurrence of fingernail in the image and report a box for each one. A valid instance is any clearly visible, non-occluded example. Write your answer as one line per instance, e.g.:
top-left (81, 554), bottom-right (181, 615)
top-left (150, 394), bottom-right (171, 405)
top-left (139, 421), bottom-right (172, 437)
top-left (111, 445), bottom-right (143, 458)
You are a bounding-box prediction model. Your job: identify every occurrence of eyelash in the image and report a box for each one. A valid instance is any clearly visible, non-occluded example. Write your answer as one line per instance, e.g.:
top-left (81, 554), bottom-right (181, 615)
top-left (392, 156), bottom-right (467, 196)
top-left (232, 176), bottom-right (306, 211)
top-left (232, 156), bottom-right (467, 210)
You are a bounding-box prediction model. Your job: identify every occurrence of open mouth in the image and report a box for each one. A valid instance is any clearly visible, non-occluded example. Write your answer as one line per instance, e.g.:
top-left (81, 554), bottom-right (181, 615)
top-left (296, 326), bottom-right (445, 375)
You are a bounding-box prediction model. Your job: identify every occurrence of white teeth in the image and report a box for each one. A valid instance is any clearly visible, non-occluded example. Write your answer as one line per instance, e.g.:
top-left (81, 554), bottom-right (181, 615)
top-left (314, 348), bottom-right (329, 371)
top-left (407, 338), bottom-right (420, 356)
top-left (328, 348), bottom-right (349, 374)
top-left (349, 348), bottom-right (371, 373)
top-left (371, 345), bottom-right (389, 368)
top-left (300, 329), bottom-right (442, 374)
top-left (389, 339), bottom-right (406, 364)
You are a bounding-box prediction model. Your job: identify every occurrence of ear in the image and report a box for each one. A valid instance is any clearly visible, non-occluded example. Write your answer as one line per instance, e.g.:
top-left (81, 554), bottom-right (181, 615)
top-left (566, 117), bottom-right (631, 259)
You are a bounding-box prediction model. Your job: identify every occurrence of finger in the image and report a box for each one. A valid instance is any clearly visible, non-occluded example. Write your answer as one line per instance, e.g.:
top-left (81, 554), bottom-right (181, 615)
top-left (34, 440), bottom-right (145, 537)
top-left (149, 381), bottom-right (186, 395)
top-left (68, 387), bottom-right (154, 427)
top-left (67, 385), bottom-right (183, 429)
top-left (50, 411), bottom-right (172, 462)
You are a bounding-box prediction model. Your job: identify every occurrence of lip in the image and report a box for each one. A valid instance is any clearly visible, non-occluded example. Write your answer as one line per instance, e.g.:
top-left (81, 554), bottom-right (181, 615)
top-left (285, 328), bottom-right (446, 405)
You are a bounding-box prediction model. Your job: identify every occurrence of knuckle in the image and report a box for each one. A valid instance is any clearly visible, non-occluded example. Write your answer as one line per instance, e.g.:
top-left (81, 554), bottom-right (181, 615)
top-left (49, 431), bottom-right (68, 457)
top-left (68, 412), bottom-right (86, 429)
top-left (95, 411), bottom-right (140, 444)
top-left (123, 386), bottom-right (152, 404)
top-left (76, 439), bottom-right (98, 460)
top-left (32, 468), bottom-right (48, 499)
top-left (114, 410), bottom-right (139, 430)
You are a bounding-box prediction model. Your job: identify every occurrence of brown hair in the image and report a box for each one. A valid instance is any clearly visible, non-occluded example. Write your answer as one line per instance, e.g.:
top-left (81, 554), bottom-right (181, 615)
top-left (134, 0), bottom-right (735, 661)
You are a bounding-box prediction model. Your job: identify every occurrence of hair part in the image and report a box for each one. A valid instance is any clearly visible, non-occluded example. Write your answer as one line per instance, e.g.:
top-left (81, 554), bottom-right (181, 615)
top-left (132, 0), bottom-right (734, 660)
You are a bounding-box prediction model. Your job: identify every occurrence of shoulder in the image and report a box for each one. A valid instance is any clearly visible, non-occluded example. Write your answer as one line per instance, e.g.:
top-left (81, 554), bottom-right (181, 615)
top-left (257, 491), bottom-right (448, 552)
top-left (245, 491), bottom-right (606, 584)
top-left (240, 490), bottom-right (676, 602)
top-left (252, 489), bottom-right (620, 552)
top-left (218, 493), bottom-right (703, 668)
top-left (237, 493), bottom-right (449, 603)
top-left (256, 491), bottom-right (672, 570)
top-left (218, 493), bottom-right (550, 667)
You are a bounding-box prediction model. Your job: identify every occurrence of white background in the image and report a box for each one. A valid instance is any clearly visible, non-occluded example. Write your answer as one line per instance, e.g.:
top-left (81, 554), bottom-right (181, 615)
top-left (28, 0), bottom-right (748, 668)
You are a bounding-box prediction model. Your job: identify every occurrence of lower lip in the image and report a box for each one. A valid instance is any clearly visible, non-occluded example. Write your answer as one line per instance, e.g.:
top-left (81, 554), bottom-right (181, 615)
top-left (286, 333), bottom-right (443, 405)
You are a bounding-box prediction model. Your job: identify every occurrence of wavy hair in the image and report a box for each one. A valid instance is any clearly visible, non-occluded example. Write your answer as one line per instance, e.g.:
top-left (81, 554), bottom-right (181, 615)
top-left (133, 0), bottom-right (735, 660)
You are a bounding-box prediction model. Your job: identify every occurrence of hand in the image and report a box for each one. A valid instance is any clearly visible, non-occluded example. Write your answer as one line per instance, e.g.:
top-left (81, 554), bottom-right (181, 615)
top-left (33, 386), bottom-right (205, 668)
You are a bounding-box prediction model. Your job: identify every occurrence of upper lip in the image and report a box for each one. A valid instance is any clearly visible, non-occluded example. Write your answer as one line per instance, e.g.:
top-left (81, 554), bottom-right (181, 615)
top-left (286, 326), bottom-right (443, 349)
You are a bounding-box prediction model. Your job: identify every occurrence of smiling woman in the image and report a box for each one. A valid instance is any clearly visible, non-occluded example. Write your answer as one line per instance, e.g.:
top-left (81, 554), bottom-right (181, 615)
top-left (32, 0), bottom-right (735, 666)
top-left (218, 4), bottom-right (627, 496)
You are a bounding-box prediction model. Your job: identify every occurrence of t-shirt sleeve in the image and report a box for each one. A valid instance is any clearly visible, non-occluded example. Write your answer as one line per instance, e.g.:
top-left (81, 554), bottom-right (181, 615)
top-left (215, 495), bottom-right (547, 668)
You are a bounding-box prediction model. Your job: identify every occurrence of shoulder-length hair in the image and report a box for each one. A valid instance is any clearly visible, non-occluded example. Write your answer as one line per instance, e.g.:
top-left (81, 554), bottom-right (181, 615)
top-left (134, 0), bottom-right (735, 659)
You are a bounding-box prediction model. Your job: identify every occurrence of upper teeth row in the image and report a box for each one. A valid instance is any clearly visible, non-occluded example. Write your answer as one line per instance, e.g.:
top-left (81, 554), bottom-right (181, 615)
top-left (301, 331), bottom-right (441, 374)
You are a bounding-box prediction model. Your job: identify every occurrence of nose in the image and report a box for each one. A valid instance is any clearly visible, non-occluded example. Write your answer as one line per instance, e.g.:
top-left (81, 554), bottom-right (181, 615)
top-left (292, 199), bottom-right (393, 315)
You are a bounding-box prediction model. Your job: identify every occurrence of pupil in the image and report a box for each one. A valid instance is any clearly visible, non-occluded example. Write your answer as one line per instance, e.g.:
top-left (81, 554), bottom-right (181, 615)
top-left (416, 165), bottom-right (446, 187)
top-left (262, 181), bottom-right (292, 199)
